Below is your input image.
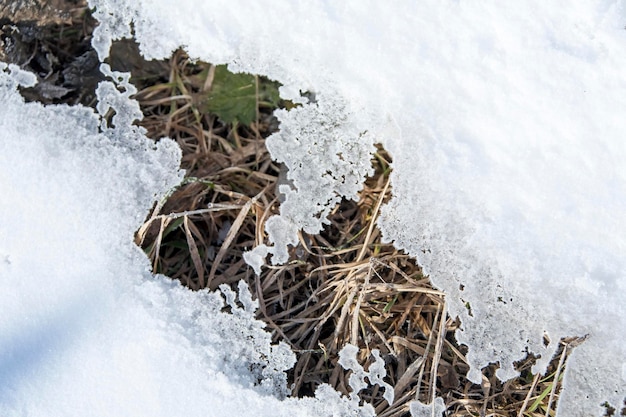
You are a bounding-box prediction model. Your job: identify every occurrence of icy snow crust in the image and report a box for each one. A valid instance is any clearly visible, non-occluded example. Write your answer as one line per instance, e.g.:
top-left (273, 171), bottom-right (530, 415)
top-left (87, 1), bottom-right (626, 414)
top-left (0, 64), bottom-right (376, 416)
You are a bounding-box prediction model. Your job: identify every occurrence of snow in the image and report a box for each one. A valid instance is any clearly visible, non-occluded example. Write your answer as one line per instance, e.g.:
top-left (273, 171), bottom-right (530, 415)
top-left (246, 98), bottom-right (376, 265)
top-left (2, 0), bottom-right (625, 415)
top-left (338, 344), bottom-right (395, 407)
top-left (86, 1), bottom-right (626, 414)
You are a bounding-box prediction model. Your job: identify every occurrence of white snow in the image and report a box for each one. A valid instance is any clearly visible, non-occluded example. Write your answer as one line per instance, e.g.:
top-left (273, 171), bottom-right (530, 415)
top-left (2, 0), bottom-right (625, 415)
top-left (338, 344), bottom-right (395, 407)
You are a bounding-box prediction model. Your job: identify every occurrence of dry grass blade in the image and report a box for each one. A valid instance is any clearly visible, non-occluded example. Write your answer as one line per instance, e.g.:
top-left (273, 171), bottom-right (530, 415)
top-left (545, 349), bottom-right (567, 416)
top-left (394, 356), bottom-right (424, 399)
top-left (428, 303), bottom-right (447, 408)
top-left (351, 266), bottom-right (371, 346)
top-left (150, 216), bottom-right (169, 272)
top-left (207, 186), bottom-right (267, 287)
top-left (518, 373), bottom-right (541, 417)
top-left (544, 335), bottom-right (587, 416)
top-left (356, 175), bottom-right (390, 263)
top-left (415, 303), bottom-right (439, 403)
top-left (183, 216), bottom-right (204, 289)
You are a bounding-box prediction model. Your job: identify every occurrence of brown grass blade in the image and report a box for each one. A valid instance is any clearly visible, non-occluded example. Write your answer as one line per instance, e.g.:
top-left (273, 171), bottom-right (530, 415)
top-left (207, 186), bottom-right (267, 287)
top-left (183, 216), bottom-right (204, 289)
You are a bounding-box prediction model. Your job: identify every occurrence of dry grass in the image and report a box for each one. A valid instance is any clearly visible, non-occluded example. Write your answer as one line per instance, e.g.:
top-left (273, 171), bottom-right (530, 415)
top-left (132, 48), bottom-right (278, 291)
top-left (4, 4), bottom-right (604, 415)
top-left (129, 48), bottom-right (582, 417)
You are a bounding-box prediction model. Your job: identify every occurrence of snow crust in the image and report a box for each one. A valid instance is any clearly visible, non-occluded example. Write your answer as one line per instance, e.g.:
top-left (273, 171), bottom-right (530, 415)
top-left (247, 97), bottom-right (375, 265)
top-left (338, 344), bottom-right (394, 407)
top-left (86, 1), bottom-right (626, 414)
top-left (0, 64), bottom-right (374, 417)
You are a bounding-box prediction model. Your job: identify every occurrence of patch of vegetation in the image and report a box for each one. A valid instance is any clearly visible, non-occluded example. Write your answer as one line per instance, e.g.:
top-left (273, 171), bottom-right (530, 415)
top-left (204, 64), bottom-right (281, 126)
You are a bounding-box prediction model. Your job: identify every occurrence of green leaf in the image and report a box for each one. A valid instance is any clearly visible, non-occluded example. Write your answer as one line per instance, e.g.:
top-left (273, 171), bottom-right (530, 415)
top-left (205, 66), bottom-right (249, 125)
top-left (258, 78), bottom-right (281, 108)
top-left (205, 65), bottom-right (281, 125)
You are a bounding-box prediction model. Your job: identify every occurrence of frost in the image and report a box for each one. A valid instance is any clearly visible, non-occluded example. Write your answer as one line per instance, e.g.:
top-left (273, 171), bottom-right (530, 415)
top-left (0, 62), bottom-right (37, 88)
top-left (243, 244), bottom-right (269, 275)
top-left (338, 344), bottom-right (394, 407)
top-left (252, 97), bottom-right (375, 265)
top-left (367, 350), bottom-right (395, 406)
top-left (409, 397), bottom-right (446, 417)
top-left (305, 384), bottom-right (376, 417)
top-left (203, 281), bottom-right (294, 398)
top-left (90, 0), bottom-right (136, 60)
top-left (96, 63), bottom-right (143, 129)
